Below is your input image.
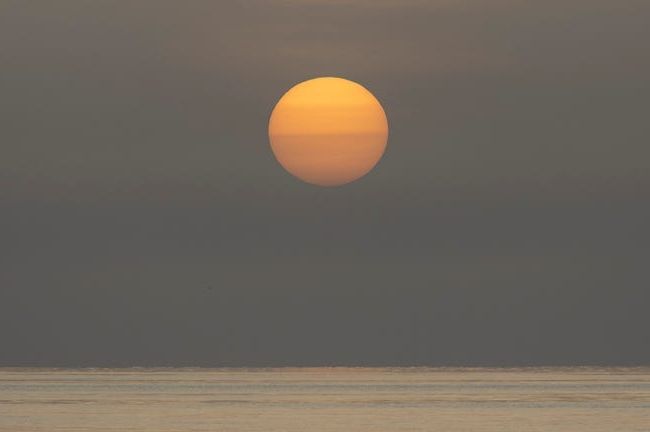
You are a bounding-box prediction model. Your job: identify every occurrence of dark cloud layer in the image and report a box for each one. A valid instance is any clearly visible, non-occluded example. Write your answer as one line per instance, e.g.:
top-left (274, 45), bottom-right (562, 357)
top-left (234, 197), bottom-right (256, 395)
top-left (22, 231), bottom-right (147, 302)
top-left (1, 1), bottom-right (649, 366)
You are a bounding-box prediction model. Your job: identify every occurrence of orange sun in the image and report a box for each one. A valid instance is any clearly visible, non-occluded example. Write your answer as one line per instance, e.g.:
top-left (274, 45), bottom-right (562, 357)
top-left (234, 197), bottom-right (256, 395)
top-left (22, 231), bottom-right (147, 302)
top-left (268, 77), bottom-right (389, 186)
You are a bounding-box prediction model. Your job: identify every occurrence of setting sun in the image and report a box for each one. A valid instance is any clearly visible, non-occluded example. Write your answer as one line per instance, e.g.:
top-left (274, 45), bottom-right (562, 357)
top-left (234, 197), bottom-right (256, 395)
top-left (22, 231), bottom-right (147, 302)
top-left (269, 77), bottom-right (388, 186)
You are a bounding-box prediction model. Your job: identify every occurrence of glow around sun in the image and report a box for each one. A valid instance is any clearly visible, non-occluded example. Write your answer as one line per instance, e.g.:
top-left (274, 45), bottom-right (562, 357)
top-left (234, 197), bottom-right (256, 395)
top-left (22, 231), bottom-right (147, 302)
top-left (268, 77), bottom-right (389, 187)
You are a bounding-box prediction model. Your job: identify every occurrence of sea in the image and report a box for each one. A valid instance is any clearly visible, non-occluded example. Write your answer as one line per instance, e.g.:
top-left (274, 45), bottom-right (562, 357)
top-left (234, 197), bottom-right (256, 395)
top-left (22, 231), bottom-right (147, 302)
top-left (1, 367), bottom-right (649, 431)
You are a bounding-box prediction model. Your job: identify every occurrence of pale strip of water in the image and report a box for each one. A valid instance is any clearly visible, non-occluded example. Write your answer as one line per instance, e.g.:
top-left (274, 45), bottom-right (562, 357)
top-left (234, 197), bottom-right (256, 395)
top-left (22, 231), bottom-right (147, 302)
top-left (1, 367), bottom-right (649, 431)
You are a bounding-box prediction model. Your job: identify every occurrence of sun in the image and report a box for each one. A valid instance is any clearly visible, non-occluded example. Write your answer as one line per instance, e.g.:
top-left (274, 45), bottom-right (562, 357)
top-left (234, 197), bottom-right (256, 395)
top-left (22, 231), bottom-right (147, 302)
top-left (268, 77), bottom-right (389, 187)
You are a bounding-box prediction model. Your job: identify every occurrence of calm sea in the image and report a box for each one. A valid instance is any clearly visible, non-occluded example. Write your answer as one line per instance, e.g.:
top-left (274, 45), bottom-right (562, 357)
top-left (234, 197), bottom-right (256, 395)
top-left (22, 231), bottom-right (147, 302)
top-left (1, 367), bottom-right (649, 431)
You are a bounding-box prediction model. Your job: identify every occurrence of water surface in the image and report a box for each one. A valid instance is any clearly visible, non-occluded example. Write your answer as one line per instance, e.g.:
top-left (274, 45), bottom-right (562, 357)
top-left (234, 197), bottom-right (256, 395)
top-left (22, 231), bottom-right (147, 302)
top-left (1, 367), bottom-right (649, 431)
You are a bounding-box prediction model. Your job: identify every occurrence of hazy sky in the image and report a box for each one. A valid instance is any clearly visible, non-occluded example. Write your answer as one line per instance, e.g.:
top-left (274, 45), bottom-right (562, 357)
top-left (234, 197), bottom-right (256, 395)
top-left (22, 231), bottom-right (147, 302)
top-left (2, 0), bottom-right (649, 366)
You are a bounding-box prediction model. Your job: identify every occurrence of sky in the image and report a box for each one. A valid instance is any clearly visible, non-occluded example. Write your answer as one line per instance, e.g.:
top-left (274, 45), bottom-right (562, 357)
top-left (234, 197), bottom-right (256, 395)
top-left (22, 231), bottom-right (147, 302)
top-left (1, 0), bottom-right (649, 366)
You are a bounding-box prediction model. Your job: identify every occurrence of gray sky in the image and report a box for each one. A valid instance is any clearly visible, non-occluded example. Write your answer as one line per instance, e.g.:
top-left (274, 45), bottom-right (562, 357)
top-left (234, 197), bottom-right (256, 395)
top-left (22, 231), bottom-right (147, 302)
top-left (1, 0), bottom-right (649, 366)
